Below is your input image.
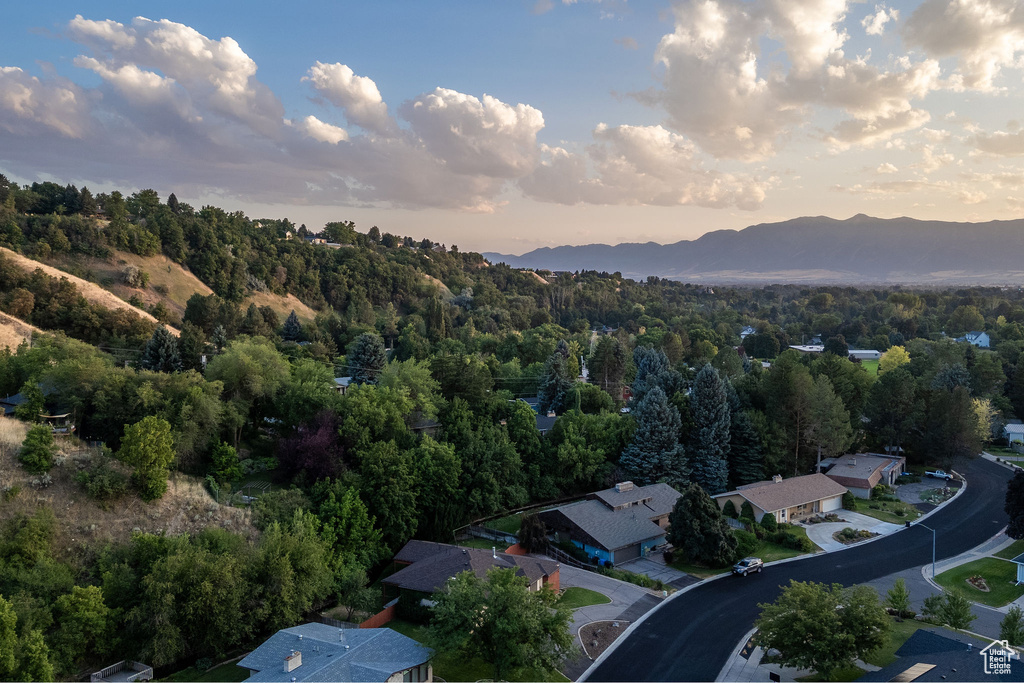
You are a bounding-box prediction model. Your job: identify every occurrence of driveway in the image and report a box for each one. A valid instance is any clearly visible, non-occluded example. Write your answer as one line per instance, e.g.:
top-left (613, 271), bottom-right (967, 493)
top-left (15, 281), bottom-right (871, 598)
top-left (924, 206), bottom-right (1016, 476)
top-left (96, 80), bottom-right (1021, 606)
top-left (618, 555), bottom-right (695, 587)
top-left (801, 510), bottom-right (903, 552)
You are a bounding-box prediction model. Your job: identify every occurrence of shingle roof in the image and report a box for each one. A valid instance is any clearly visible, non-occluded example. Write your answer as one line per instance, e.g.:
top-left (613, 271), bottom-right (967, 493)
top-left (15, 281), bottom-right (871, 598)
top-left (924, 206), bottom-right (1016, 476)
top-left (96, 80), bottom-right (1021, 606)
top-left (722, 473), bottom-right (847, 513)
top-left (237, 623), bottom-right (432, 683)
top-left (539, 499), bottom-right (668, 552)
top-left (858, 629), bottom-right (1024, 682)
top-left (1005, 424), bottom-right (1024, 435)
top-left (385, 541), bottom-right (558, 593)
top-left (825, 454), bottom-right (895, 487)
top-left (592, 482), bottom-right (679, 515)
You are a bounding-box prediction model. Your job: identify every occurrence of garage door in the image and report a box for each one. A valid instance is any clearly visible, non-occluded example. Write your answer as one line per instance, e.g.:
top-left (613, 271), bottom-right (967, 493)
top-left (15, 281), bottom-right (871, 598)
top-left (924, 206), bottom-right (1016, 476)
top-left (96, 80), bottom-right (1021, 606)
top-left (614, 544), bottom-right (641, 564)
top-left (821, 495), bottom-right (842, 512)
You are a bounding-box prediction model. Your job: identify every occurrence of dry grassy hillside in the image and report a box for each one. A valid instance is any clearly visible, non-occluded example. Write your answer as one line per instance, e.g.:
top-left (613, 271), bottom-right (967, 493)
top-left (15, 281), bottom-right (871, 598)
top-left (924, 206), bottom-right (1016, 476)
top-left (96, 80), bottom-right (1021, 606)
top-left (0, 424), bottom-right (256, 558)
top-left (0, 247), bottom-right (176, 334)
top-left (243, 290), bottom-right (318, 324)
top-left (0, 311), bottom-right (46, 351)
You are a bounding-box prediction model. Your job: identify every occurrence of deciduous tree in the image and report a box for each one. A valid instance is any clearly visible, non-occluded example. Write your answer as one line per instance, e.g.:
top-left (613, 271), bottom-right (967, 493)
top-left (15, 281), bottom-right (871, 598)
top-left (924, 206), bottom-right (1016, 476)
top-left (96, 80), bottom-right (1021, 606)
top-left (117, 415), bottom-right (175, 501)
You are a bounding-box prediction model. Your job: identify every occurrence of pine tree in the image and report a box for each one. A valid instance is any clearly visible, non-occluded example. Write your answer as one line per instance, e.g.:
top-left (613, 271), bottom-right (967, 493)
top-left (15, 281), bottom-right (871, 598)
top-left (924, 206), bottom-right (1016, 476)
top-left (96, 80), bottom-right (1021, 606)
top-left (630, 346), bottom-right (684, 405)
top-left (589, 335), bottom-right (628, 396)
top-left (619, 386), bottom-right (689, 487)
top-left (177, 322), bottom-right (207, 372)
top-left (140, 325), bottom-right (182, 373)
top-left (211, 324), bottom-right (228, 351)
top-left (728, 409), bottom-right (766, 488)
top-left (348, 333), bottom-right (387, 384)
top-left (538, 340), bottom-right (574, 415)
top-left (667, 483), bottom-right (737, 567)
top-left (282, 310), bottom-right (302, 341)
top-left (690, 364), bottom-right (730, 493)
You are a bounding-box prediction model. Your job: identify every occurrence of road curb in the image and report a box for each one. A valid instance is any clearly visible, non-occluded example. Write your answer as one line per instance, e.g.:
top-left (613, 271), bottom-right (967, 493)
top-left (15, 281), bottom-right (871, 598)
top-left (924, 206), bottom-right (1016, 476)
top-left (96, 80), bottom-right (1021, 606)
top-left (714, 626), bottom-right (759, 682)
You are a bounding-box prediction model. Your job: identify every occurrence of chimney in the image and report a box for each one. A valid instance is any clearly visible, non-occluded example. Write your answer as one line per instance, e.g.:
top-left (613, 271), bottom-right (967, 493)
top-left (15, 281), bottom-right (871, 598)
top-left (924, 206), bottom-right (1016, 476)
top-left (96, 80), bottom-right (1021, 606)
top-left (615, 481), bottom-right (634, 493)
top-left (283, 651), bottom-right (302, 673)
top-left (546, 411), bottom-right (556, 418)
top-left (772, 475), bottom-right (782, 484)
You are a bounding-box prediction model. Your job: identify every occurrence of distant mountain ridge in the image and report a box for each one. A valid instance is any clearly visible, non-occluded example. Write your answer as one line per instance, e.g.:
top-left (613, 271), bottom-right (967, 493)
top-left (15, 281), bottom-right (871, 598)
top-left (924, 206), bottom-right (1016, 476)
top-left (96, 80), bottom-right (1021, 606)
top-left (483, 214), bottom-right (1024, 284)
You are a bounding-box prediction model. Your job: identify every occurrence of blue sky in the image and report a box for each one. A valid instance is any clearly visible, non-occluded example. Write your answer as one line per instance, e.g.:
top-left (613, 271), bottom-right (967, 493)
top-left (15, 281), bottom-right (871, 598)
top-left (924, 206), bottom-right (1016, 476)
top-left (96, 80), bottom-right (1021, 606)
top-left (3, 1), bottom-right (1024, 253)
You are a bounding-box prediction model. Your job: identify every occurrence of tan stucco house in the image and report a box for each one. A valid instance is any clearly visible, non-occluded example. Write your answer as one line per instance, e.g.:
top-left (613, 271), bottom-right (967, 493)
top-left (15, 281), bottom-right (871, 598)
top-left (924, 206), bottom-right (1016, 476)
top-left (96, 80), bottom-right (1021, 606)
top-left (713, 473), bottom-right (848, 524)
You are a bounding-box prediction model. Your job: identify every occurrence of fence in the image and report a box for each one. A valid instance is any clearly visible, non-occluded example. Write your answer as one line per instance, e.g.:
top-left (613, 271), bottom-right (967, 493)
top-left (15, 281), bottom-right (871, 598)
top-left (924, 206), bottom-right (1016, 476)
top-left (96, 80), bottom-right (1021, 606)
top-left (360, 598), bottom-right (399, 629)
top-left (464, 525), bottom-right (518, 545)
top-left (90, 661), bottom-right (153, 682)
top-left (545, 543), bottom-right (591, 570)
top-left (312, 614), bottom-right (357, 629)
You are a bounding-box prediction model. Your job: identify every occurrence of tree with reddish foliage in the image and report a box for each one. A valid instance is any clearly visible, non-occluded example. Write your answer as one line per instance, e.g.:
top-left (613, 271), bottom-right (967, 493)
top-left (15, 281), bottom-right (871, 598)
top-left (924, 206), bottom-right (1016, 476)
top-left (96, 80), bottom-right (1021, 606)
top-left (278, 411), bottom-right (346, 480)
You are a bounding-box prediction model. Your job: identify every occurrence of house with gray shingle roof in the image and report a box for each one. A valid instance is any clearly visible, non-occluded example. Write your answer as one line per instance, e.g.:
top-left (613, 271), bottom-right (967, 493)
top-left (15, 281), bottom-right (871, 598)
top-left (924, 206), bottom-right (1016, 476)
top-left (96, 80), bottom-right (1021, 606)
top-left (537, 481), bottom-right (681, 565)
top-left (383, 541), bottom-right (560, 602)
top-left (713, 473), bottom-right (847, 524)
top-left (237, 623), bottom-right (432, 683)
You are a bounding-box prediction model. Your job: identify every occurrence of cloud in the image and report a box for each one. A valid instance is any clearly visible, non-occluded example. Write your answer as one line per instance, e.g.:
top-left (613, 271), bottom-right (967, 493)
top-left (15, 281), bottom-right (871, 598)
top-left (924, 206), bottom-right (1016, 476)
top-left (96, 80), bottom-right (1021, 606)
top-left (862, 4), bottom-right (899, 36)
top-left (652, 0), bottom-right (941, 160)
top-left (0, 67), bottom-right (91, 138)
top-left (304, 62), bottom-right (393, 135)
top-left (519, 123), bottom-right (769, 209)
top-left (971, 129), bottom-right (1024, 156)
top-left (291, 115), bottom-right (348, 144)
top-left (903, 0), bottom-right (1024, 91)
top-left (877, 162), bottom-right (899, 173)
top-left (615, 36), bottom-right (639, 50)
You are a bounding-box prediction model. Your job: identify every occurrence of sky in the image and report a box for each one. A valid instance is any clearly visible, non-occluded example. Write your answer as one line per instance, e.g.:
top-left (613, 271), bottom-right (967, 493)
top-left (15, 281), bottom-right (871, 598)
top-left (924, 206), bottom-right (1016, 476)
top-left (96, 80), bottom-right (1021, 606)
top-left (2, 1), bottom-right (1024, 254)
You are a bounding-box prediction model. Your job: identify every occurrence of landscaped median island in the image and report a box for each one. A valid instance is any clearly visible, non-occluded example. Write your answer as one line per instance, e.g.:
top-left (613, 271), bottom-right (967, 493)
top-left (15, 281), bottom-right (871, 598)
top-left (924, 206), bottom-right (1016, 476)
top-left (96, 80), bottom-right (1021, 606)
top-left (934, 557), bottom-right (1024, 608)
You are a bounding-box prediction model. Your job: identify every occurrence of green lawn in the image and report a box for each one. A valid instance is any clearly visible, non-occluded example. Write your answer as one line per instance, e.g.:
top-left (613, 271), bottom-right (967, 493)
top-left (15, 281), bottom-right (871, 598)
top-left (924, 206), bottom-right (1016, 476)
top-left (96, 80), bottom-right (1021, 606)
top-left (862, 618), bottom-right (925, 668)
top-left (386, 619), bottom-right (568, 682)
top-left (795, 664), bottom-right (865, 681)
top-left (557, 587), bottom-right (610, 609)
top-left (671, 526), bottom-right (819, 577)
top-left (852, 496), bottom-right (921, 524)
top-left (457, 537), bottom-right (504, 550)
top-left (996, 540), bottom-right (1024, 560)
top-left (669, 558), bottom-right (731, 579)
top-left (934, 557), bottom-right (1024, 607)
top-left (484, 513), bottom-right (523, 534)
top-left (861, 359), bottom-right (879, 376)
top-left (161, 660), bottom-right (249, 682)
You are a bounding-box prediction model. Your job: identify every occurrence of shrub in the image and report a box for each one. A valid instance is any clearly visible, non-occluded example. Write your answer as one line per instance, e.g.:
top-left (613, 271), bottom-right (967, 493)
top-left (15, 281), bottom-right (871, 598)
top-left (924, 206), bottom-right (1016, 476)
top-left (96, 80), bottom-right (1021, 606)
top-left (19, 425), bottom-right (56, 474)
top-left (798, 536), bottom-right (815, 552)
top-left (75, 453), bottom-right (130, 502)
top-left (760, 513), bottom-right (778, 532)
top-left (740, 501), bottom-right (756, 521)
top-left (750, 522), bottom-right (766, 540)
top-left (397, 590), bottom-right (432, 625)
top-left (734, 529), bottom-right (758, 559)
top-left (842, 491), bottom-right (857, 510)
top-left (723, 500), bottom-right (738, 518)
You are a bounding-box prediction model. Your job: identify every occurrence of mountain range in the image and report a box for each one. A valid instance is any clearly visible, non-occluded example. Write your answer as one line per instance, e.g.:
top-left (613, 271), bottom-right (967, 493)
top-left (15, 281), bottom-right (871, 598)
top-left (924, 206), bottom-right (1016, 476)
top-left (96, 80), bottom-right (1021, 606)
top-left (483, 214), bottom-right (1024, 285)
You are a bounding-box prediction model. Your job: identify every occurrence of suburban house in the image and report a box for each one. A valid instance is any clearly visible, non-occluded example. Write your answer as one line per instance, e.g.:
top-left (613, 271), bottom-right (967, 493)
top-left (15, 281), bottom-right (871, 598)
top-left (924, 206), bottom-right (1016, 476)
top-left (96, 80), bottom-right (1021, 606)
top-left (333, 377), bottom-right (353, 395)
top-left (382, 541), bottom-right (559, 603)
top-left (537, 481), bottom-right (681, 565)
top-left (957, 330), bottom-right (991, 348)
top-left (789, 345), bottom-right (881, 360)
top-left (713, 473), bottom-right (847, 524)
top-left (535, 411), bottom-right (558, 434)
top-left (739, 325), bottom-right (756, 339)
top-left (823, 453), bottom-right (906, 498)
top-left (237, 623), bottom-right (432, 683)
top-left (1005, 423), bottom-right (1024, 446)
top-left (0, 393), bottom-right (26, 417)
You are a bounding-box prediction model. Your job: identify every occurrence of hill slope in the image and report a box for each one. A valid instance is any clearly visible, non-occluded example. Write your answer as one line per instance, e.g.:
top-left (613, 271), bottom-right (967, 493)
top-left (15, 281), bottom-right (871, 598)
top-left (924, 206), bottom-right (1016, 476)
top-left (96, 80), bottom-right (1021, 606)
top-left (484, 214), bottom-right (1024, 284)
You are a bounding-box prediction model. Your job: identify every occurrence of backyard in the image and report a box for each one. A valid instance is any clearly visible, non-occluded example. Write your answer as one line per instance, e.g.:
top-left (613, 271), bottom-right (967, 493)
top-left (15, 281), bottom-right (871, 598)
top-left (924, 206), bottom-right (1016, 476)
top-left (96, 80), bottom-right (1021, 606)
top-left (934, 557), bottom-right (1024, 607)
top-left (387, 618), bottom-right (569, 682)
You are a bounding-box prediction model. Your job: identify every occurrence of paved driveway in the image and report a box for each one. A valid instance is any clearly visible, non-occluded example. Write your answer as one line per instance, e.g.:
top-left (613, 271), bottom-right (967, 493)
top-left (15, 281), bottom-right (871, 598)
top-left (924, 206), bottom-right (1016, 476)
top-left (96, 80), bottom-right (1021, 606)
top-left (802, 510), bottom-right (903, 552)
top-left (558, 565), bottom-right (653, 630)
top-left (617, 556), bottom-right (693, 586)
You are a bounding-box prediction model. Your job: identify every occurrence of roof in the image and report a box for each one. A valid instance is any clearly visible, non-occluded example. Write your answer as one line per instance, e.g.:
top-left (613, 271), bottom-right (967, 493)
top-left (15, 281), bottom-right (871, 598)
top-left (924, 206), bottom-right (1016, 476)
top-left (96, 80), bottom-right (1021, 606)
top-left (825, 453), bottom-right (901, 487)
top-left (238, 623), bottom-right (432, 683)
top-left (0, 393), bottom-right (26, 416)
top-left (539, 499), bottom-right (668, 552)
top-left (592, 482), bottom-right (679, 516)
top-left (535, 414), bottom-right (557, 433)
top-left (334, 377), bottom-right (352, 388)
top-left (718, 473), bottom-right (847, 514)
top-left (1006, 424), bottom-right (1024, 435)
top-left (858, 628), bottom-right (1024, 682)
top-left (385, 541), bottom-right (558, 593)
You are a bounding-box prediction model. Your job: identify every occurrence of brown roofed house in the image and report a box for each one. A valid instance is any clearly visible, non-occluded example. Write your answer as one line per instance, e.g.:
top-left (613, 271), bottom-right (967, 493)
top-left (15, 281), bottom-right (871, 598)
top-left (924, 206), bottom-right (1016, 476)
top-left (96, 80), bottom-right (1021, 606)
top-left (713, 473), bottom-right (848, 524)
top-left (824, 453), bottom-right (905, 498)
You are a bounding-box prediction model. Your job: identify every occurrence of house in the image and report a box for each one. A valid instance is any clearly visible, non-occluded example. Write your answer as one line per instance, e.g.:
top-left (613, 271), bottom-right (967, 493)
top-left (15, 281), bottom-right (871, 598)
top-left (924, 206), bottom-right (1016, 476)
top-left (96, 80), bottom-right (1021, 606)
top-left (858, 629), bottom-right (1024, 682)
top-left (537, 481), bottom-right (681, 565)
top-left (1005, 423), bottom-right (1024, 446)
top-left (1010, 551), bottom-right (1024, 584)
top-left (334, 377), bottom-right (353, 395)
top-left (238, 623), bottom-right (432, 683)
top-left (382, 541), bottom-right (559, 603)
top-left (536, 411), bottom-right (558, 434)
top-left (0, 393), bottom-right (27, 416)
top-left (712, 473), bottom-right (847, 524)
top-left (824, 453), bottom-right (905, 498)
top-left (957, 330), bottom-right (991, 348)
top-left (739, 325), bottom-right (756, 340)
top-left (847, 349), bottom-right (882, 361)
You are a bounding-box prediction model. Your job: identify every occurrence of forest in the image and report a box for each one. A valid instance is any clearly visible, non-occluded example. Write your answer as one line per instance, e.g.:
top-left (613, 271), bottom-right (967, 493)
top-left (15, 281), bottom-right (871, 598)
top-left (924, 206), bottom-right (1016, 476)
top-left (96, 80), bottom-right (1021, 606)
top-left (0, 172), bottom-right (1021, 679)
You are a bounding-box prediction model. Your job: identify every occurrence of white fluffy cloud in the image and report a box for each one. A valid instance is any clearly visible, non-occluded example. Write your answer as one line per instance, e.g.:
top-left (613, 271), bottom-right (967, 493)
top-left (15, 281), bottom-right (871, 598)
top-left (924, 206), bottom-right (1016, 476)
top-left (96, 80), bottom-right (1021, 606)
top-left (904, 0), bottom-right (1024, 91)
top-left (0, 67), bottom-right (90, 139)
top-left (304, 62), bottom-right (393, 135)
top-left (862, 4), bottom-right (899, 36)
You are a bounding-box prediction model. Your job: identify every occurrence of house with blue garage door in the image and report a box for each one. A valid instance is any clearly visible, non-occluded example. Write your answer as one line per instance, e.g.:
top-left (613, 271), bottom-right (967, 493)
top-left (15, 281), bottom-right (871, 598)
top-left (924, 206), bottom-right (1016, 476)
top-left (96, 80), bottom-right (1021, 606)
top-left (537, 481), bottom-right (681, 565)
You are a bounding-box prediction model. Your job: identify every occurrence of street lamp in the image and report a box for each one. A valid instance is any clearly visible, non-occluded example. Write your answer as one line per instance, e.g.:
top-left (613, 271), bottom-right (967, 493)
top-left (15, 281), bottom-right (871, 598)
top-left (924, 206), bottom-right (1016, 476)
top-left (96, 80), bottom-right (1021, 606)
top-left (907, 521), bottom-right (936, 582)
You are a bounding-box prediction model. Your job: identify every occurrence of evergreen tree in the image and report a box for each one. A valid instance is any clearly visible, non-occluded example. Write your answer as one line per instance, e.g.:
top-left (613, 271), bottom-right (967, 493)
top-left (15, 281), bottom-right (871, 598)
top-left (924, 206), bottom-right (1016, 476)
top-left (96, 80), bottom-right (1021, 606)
top-left (19, 424), bottom-right (56, 474)
top-left (690, 364), bottom-right (730, 493)
top-left (282, 310), bottom-right (302, 341)
top-left (348, 332), bottom-right (387, 384)
top-left (805, 375), bottom-right (854, 460)
top-left (728, 409), bottom-right (766, 488)
top-left (865, 366), bottom-right (917, 453)
top-left (177, 321), bottom-right (207, 371)
top-left (631, 346), bottom-right (684, 405)
top-left (667, 483), bottom-right (737, 567)
top-left (620, 386), bottom-right (689, 487)
top-left (538, 340), bottom-right (574, 415)
top-left (118, 416), bottom-right (175, 501)
top-left (589, 335), bottom-right (628, 395)
top-left (140, 325), bottom-right (182, 373)
top-left (211, 324), bottom-right (228, 351)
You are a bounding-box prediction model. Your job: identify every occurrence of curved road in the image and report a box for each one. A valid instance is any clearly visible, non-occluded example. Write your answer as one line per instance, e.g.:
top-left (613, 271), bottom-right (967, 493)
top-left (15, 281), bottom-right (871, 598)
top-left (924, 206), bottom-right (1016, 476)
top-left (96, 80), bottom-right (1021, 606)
top-left (587, 458), bottom-right (1011, 682)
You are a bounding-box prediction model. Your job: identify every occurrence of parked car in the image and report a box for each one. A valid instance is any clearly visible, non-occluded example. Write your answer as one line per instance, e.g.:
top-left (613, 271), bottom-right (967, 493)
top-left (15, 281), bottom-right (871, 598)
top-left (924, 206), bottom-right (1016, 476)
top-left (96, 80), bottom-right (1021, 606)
top-left (732, 557), bottom-right (763, 576)
top-left (925, 469), bottom-right (954, 481)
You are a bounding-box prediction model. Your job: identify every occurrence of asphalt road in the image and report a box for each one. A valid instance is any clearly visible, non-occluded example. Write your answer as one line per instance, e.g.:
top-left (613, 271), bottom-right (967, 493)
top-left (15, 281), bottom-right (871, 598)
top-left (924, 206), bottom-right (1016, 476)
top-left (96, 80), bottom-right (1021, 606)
top-left (586, 458), bottom-right (1011, 682)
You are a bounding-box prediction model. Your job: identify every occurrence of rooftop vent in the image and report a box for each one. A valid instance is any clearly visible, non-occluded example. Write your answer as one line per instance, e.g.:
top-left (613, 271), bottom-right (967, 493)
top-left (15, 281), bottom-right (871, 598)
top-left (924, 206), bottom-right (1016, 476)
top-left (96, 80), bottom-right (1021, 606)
top-left (615, 481), bottom-right (634, 493)
top-left (492, 546), bottom-right (497, 559)
top-left (772, 475), bottom-right (783, 484)
top-left (284, 651), bottom-right (302, 673)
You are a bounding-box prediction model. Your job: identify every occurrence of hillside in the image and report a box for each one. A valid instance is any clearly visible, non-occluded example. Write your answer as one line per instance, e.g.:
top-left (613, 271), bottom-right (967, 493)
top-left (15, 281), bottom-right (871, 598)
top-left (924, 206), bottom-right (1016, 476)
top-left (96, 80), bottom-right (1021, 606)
top-left (484, 214), bottom-right (1024, 284)
top-left (0, 310), bottom-right (47, 351)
